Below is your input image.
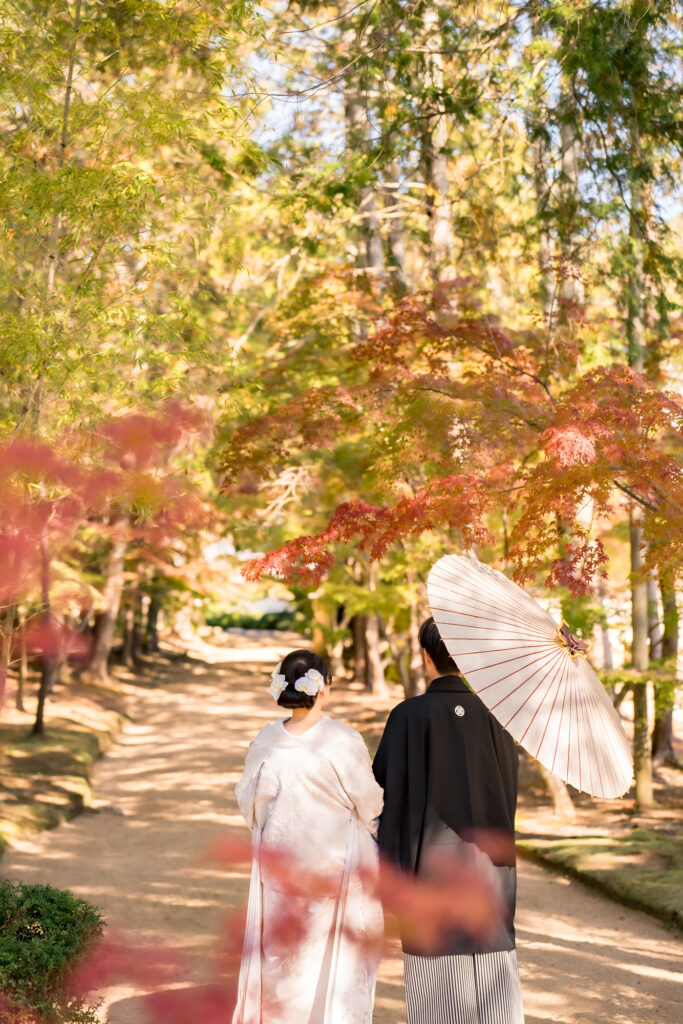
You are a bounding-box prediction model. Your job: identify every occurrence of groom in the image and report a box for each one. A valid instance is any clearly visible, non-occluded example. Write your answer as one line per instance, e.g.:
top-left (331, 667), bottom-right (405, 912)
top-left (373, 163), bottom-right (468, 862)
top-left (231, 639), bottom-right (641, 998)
top-left (372, 616), bottom-right (524, 1024)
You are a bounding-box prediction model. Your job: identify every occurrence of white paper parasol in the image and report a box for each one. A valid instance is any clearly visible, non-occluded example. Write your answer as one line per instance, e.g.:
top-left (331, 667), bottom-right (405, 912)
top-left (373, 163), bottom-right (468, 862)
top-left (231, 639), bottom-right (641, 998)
top-left (427, 554), bottom-right (633, 798)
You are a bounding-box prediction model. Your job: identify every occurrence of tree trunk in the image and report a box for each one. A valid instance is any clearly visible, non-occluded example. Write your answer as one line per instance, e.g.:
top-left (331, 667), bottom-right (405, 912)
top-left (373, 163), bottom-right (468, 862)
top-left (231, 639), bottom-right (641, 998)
top-left (626, 225), bottom-right (645, 367)
top-left (558, 80), bottom-right (584, 311)
top-left (16, 608), bottom-right (27, 713)
top-left (132, 588), bottom-right (142, 662)
top-left (89, 515), bottom-right (129, 682)
top-left (145, 590), bottom-right (161, 653)
top-left (328, 638), bottom-right (346, 682)
top-left (122, 576), bottom-right (143, 668)
top-left (630, 508), bottom-right (653, 807)
top-left (365, 612), bottom-right (388, 695)
top-left (311, 600), bottom-right (330, 659)
top-left (627, 132), bottom-right (645, 370)
top-left (633, 681), bottom-right (654, 808)
top-left (531, 135), bottom-right (554, 319)
top-left (630, 516), bottom-right (649, 672)
top-left (529, 22), bottom-right (554, 321)
top-left (33, 530), bottom-right (53, 737)
top-left (382, 617), bottom-right (411, 695)
top-left (652, 708), bottom-right (676, 767)
top-left (647, 574), bottom-right (663, 661)
top-left (328, 609), bottom-right (349, 682)
top-left (351, 614), bottom-right (367, 684)
top-left (364, 563), bottom-right (388, 695)
top-left (0, 601), bottom-right (15, 708)
top-left (660, 573), bottom-right (679, 660)
top-left (422, 6), bottom-right (454, 281)
top-left (613, 683), bottom-right (632, 711)
top-left (538, 762), bottom-right (576, 820)
top-left (359, 191), bottom-right (384, 273)
top-left (652, 572), bottom-right (679, 765)
top-left (47, 615), bottom-right (67, 694)
top-left (33, 660), bottom-right (55, 737)
top-left (623, 101), bottom-right (653, 805)
top-left (344, 25), bottom-right (384, 279)
top-left (384, 158), bottom-right (408, 293)
top-left (597, 581), bottom-right (614, 670)
top-left (396, 649), bottom-right (412, 696)
top-left (406, 591), bottom-right (426, 698)
top-left (122, 590), bottom-right (135, 668)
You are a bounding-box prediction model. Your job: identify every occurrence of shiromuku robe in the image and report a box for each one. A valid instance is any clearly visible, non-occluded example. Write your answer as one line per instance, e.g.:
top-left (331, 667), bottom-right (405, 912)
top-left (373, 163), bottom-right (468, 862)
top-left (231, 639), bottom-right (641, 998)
top-left (232, 716), bottom-right (384, 1024)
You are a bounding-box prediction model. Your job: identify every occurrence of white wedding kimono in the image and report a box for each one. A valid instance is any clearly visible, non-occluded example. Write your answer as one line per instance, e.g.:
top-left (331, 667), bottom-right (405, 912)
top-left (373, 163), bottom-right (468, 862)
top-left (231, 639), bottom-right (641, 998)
top-left (232, 716), bottom-right (384, 1024)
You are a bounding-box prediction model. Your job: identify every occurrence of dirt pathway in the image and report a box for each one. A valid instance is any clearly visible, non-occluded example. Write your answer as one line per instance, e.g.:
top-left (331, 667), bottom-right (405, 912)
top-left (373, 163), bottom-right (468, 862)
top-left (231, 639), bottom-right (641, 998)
top-left (2, 643), bottom-right (682, 1024)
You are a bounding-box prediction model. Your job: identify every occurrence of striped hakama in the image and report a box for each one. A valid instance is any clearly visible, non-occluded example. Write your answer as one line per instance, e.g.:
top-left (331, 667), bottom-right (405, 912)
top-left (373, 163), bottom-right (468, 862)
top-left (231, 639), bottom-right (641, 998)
top-left (404, 949), bottom-right (524, 1024)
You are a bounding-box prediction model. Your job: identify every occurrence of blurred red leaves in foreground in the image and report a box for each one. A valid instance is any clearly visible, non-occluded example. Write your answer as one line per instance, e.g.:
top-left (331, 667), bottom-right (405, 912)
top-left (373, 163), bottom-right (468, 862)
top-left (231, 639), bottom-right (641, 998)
top-left (21, 619), bottom-right (91, 661)
top-left (3, 832), bottom-right (507, 1024)
top-left (375, 849), bottom-right (502, 955)
top-left (100, 402), bottom-right (207, 472)
top-left (69, 935), bottom-right (186, 995)
top-left (203, 833), bottom-right (502, 956)
top-left (145, 984), bottom-right (236, 1024)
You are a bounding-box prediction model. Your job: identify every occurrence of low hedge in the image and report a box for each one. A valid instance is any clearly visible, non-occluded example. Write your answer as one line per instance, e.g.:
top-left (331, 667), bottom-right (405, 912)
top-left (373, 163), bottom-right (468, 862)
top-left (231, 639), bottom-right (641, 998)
top-left (0, 880), bottom-right (104, 1023)
top-left (206, 609), bottom-right (305, 632)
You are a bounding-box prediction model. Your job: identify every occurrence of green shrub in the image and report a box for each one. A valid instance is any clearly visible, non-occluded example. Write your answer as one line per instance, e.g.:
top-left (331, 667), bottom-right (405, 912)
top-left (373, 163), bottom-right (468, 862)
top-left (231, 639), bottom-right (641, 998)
top-left (206, 609), bottom-right (306, 633)
top-left (0, 881), bottom-right (104, 1024)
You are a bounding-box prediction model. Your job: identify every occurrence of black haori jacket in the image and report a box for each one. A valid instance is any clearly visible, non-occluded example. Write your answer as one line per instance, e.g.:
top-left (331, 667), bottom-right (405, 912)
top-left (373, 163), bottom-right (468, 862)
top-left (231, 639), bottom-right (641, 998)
top-left (372, 674), bottom-right (519, 956)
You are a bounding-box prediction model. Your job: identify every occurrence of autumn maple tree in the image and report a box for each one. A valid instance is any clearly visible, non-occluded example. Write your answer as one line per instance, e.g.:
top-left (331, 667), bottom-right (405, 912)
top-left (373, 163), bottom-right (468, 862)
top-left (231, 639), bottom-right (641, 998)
top-left (0, 404), bottom-right (208, 733)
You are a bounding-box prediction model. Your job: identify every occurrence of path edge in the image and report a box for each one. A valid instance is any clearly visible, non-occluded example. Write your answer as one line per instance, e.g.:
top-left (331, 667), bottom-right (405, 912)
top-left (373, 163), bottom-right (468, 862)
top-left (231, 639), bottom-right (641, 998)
top-left (0, 694), bottom-right (128, 860)
top-left (516, 840), bottom-right (683, 936)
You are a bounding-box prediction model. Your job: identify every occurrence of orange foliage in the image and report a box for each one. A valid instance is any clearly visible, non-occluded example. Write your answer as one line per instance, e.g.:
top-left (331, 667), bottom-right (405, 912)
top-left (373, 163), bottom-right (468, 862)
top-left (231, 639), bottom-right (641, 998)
top-left (220, 285), bottom-right (683, 592)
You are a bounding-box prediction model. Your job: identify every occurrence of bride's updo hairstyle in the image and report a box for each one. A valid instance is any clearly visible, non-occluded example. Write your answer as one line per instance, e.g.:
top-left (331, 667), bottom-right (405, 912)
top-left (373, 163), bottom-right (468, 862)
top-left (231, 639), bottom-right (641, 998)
top-left (276, 649), bottom-right (331, 710)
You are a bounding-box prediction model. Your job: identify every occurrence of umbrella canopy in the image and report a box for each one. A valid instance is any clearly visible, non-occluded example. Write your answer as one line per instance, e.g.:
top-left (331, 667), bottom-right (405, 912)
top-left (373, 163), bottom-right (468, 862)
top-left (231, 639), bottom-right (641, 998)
top-left (427, 554), bottom-right (633, 799)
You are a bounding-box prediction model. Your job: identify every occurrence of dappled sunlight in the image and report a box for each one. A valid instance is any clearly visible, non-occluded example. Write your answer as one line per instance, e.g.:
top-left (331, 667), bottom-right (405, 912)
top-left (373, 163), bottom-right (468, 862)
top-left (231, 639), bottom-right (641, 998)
top-left (3, 644), bottom-right (682, 1024)
top-left (373, 933), bottom-right (407, 1023)
top-left (3, 0), bottom-right (682, 1018)
top-left (517, 860), bottom-right (683, 1024)
top-left (520, 905), bottom-right (681, 963)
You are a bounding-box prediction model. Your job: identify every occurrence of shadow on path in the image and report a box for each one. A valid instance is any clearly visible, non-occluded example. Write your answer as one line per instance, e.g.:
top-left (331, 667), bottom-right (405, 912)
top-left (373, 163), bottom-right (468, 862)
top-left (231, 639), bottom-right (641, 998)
top-left (2, 640), bottom-right (682, 1024)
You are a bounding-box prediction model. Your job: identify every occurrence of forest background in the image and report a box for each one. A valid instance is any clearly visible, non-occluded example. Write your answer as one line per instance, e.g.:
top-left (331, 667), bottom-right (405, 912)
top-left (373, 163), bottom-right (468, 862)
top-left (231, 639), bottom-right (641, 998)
top-left (1, 0), bottom-right (683, 821)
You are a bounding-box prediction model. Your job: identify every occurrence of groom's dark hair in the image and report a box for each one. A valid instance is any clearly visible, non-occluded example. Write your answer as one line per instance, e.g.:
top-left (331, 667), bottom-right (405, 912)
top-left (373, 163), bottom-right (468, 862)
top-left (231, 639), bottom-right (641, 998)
top-left (418, 617), bottom-right (460, 675)
top-left (277, 649), bottom-right (331, 710)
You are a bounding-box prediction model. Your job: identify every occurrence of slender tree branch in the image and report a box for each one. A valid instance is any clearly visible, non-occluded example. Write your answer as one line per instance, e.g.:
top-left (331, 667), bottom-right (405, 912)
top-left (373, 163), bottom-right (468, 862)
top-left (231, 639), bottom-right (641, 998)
top-left (613, 479), bottom-right (660, 513)
top-left (231, 248), bottom-right (306, 354)
top-left (652, 484), bottom-right (683, 518)
top-left (64, 237), bottom-right (107, 319)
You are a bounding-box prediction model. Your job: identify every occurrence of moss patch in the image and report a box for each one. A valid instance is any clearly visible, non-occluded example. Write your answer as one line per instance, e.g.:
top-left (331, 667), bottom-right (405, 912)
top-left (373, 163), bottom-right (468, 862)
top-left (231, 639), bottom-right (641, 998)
top-left (517, 828), bottom-right (683, 931)
top-left (0, 709), bottom-right (123, 857)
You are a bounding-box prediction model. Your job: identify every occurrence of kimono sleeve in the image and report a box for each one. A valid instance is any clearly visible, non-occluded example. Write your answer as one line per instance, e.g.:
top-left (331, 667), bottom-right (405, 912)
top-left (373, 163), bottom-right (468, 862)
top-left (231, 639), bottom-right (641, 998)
top-left (335, 727), bottom-right (384, 837)
top-left (372, 703), bottom-right (425, 872)
top-left (234, 728), bottom-right (273, 829)
top-left (371, 706), bottom-right (401, 791)
top-left (372, 706), bottom-right (407, 863)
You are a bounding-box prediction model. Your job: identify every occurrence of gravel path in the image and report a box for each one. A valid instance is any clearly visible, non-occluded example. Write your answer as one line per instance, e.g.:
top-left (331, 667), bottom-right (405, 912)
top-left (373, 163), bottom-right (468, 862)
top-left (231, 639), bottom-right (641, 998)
top-left (3, 643), bottom-right (682, 1024)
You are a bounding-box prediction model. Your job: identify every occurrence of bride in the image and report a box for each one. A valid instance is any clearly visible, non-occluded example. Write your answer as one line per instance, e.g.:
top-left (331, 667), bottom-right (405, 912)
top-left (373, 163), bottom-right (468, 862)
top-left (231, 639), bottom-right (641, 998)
top-left (232, 649), bottom-right (384, 1024)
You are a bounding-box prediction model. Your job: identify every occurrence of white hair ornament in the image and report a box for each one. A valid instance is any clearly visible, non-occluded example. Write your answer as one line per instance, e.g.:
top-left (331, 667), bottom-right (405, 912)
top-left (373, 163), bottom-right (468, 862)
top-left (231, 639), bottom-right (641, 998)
top-left (294, 668), bottom-right (326, 696)
top-left (269, 662), bottom-right (287, 701)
